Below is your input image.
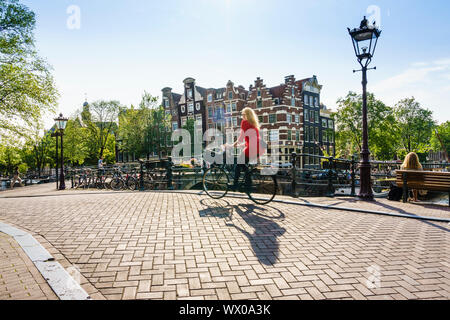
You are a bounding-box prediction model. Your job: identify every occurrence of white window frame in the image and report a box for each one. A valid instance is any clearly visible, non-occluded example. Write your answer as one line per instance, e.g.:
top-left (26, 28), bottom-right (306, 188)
top-left (269, 130), bottom-right (279, 142)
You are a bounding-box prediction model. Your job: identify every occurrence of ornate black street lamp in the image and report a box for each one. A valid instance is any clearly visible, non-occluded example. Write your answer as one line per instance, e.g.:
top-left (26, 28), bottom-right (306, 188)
top-left (51, 131), bottom-right (59, 190)
top-left (54, 113), bottom-right (68, 190)
top-left (348, 16), bottom-right (381, 200)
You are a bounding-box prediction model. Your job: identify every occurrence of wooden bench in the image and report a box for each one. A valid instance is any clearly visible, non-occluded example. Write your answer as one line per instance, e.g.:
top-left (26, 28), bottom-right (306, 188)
top-left (396, 170), bottom-right (450, 206)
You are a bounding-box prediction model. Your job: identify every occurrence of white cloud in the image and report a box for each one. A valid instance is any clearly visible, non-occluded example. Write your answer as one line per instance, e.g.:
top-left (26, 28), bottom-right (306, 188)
top-left (434, 58), bottom-right (450, 66)
top-left (371, 58), bottom-right (450, 124)
top-left (411, 62), bottom-right (428, 68)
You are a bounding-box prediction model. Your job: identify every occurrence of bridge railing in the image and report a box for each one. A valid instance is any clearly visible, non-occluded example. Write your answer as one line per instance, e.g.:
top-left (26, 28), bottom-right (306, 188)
top-left (64, 155), bottom-right (450, 196)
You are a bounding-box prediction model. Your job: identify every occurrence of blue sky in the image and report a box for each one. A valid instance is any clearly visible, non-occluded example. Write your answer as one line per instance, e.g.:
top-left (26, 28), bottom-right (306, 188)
top-left (22, 0), bottom-right (450, 128)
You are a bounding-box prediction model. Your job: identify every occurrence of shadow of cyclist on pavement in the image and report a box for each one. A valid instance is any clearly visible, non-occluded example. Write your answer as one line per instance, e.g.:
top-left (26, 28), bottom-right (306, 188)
top-left (199, 199), bottom-right (286, 266)
top-left (226, 203), bottom-right (286, 266)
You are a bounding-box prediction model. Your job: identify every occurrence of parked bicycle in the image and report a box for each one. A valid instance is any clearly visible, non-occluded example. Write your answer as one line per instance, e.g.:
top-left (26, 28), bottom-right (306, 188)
top-left (76, 168), bottom-right (94, 189)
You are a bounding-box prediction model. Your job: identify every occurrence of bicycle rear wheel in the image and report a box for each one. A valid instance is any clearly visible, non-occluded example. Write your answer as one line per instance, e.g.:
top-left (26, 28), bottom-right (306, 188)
top-left (246, 168), bottom-right (278, 205)
top-left (110, 178), bottom-right (124, 191)
top-left (203, 167), bottom-right (229, 199)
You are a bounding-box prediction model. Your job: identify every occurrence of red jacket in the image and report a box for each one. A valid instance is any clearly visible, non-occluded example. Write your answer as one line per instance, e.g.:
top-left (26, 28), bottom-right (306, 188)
top-left (238, 120), bottom-right (260, 159)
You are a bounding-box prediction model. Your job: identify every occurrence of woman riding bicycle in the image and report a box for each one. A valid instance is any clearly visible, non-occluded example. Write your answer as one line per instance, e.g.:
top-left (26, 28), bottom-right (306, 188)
top-left (225, 107), bottom-right (262, 191)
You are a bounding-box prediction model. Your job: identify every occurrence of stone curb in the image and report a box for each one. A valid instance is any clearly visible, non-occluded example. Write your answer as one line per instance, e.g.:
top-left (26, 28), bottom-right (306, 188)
top-left (0, 222), bottom-right (91, 300)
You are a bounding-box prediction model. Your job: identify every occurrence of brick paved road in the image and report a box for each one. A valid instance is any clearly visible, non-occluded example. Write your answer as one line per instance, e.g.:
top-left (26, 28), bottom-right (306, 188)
top-left (0, 233), bottom-right (57, 300)
top-left (0, 185), bottom-right (449, 300)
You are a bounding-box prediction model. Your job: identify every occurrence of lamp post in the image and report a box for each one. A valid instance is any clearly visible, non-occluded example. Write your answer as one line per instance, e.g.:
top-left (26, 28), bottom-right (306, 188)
top-left (51, 131), bottom-right (59, 190)
top-left (348, 16), bottom-right (381, 200)
top-left (54, 113), bottom-right (68, 190)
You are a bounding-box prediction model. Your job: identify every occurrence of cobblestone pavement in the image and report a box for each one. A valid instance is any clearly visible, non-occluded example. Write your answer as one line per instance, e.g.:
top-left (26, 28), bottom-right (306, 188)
top-left (297, 196), bottom-right (450, 219)
top-left (0, 233), bottom-right (58, 300)
top-left (0, 184), bottom-right (449, 300)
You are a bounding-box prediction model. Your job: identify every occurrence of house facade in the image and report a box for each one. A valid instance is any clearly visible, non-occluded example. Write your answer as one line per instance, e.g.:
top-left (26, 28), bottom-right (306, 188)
top-left (162, 75), bottom-right (335, 164)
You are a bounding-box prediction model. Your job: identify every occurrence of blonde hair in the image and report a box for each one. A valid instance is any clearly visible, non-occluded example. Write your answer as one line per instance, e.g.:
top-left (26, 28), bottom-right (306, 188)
top-left (401, 152), bottom-right (423, 170)
top-left (242, 107), bottom-right (260, 129)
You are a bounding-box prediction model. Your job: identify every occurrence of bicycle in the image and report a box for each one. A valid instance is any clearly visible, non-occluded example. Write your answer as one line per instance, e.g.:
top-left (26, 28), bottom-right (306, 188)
top-left (202, 148), bottom-right (278, 205)
top-left (76, 168), bottom-right (92, 189)
top-left (94, 169), bottom-right (109, 189)
top-left (110, 167), bottom-right (126, 191)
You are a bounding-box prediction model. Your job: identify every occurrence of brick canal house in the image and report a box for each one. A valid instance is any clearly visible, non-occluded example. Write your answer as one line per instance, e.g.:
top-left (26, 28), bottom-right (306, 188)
top-left (162, 75), bottom-right (335, 165)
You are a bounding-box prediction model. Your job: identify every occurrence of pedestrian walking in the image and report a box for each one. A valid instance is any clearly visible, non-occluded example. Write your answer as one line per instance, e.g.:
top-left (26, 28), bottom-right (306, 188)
top-left (10, 167), bottom-right (24, 189)
top-left (98, 156), bottom-right (105, 176)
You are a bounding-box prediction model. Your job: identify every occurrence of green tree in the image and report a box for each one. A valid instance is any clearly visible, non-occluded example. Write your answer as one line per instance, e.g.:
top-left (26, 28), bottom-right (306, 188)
top-left (118, 92), bottom-right (172, 160)
top-left (83, 100), bottom-right (122, 160)
top-left (430, 121), bottom-right (450, 160)
top-left (149, 105), bottom-right (172, 158)
top-left (119, 105), bottom-right (148, 160)
top-left (64, 118), bottom-right (90, 166)
top-left (393, 97), bottom-right (435, 155)
top-left (334, 92), bottom-right (398, 160)
top-left (0, 0), bottom-right (58, 140)
top-left (0, 144), bottom-right (21, 174)
top-left (21, 127), bottom-right (54, 176)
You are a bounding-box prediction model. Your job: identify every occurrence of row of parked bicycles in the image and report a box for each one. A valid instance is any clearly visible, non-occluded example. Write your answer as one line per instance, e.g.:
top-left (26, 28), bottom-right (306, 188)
top-left (72, 163), bottom-right (169, 191)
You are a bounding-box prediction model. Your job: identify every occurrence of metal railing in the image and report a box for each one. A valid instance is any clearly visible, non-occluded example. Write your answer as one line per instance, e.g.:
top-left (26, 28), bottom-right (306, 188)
top-left (57, 154), bottom-right (450, 197)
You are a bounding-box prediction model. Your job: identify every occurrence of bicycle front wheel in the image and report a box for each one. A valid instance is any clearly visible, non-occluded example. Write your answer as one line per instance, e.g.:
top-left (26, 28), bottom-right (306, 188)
top-left (203, 167), bottom-right (229, 199)
top-left (246, 168), bottom-right (278, 205)
top-left (126, 177), bottom-right (138, 191)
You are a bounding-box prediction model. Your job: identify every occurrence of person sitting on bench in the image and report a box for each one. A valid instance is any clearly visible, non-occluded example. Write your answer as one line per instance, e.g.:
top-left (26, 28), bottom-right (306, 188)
top-left (400, 152), bottom-right (423, 202)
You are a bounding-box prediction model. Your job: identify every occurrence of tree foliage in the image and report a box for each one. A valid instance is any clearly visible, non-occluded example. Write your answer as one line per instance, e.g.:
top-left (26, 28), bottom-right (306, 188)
top-left (63, 119), bottom-right (90, 166)
top-left (393, 97), bottom-right (436, 154)
top-left (334, 92), bottom-right (397, 160)
top-left (0, 0), bottom-right (58, 141)
top-left (118, 92), bottom-right (172, 160)
top-left (82, 100), bottom-right (122, 159)
top-left (430, 121), bottom-right (450, 160)
top-left (334, 93), bottom-right (437, 161)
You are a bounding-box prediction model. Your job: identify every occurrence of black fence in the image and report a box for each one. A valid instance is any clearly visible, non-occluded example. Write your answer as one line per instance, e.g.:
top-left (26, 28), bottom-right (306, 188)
top-left (56, 154), bottom-right (450, 199)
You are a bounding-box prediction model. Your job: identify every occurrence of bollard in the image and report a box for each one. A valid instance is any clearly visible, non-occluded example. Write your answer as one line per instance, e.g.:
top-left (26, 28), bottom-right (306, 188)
top-left (291, 153), bottom-right (297, 196)
top-left (351, 156), bottom-right (356, 197)
top-left (167, 157), bottom-right (174, 190)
